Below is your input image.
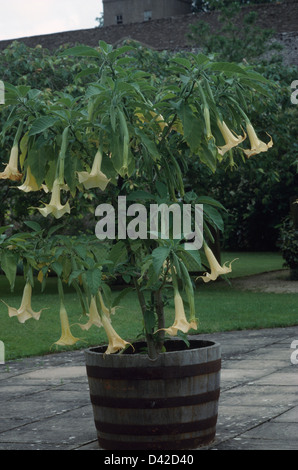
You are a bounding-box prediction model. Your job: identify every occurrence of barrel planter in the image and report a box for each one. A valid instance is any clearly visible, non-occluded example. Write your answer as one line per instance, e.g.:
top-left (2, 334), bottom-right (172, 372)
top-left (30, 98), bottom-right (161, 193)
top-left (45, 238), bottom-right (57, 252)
top-left (85, 339), bottom-right (221, 450)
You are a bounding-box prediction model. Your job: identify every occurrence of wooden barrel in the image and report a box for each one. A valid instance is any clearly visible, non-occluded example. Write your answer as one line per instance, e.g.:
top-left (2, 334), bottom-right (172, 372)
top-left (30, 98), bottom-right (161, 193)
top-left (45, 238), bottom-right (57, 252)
top-left (85, 339), bottom-right (221, 450)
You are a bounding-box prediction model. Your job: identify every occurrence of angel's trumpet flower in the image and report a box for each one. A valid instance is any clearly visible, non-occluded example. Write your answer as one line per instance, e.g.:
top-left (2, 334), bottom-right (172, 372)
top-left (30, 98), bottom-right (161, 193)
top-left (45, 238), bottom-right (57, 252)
top-left (242, 121), bottom-right (273, 158)
top-left (160, 289), bottom-right (197, 337)
top-left (0, 145), bottom-right (23, 181)
top-left (18, 167), bottom-right (40, 192)
top-left (55, 301), bottom-right (80, 346)
top-left (77, 150), bottom-right (110, 190)
top-left (78, 296), bottom-right (102, 331)
top-left (101, 314), bottom-right (132, 354)
top-left (37, 178), bottom-right (70, 219)
top-left (217, 119), bottom-right (246, 156)
top-left (98, 291), bottom-right (116, 318)
top-left (2, 282), bottom-right (43, 323)
top-left (198, 242), bottom-right (238, 283)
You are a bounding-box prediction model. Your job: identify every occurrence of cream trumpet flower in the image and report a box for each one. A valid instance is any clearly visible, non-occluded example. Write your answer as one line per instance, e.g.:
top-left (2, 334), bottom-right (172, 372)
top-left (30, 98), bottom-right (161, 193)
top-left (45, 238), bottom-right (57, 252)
top-left (242, 121), bottom-right (273, 158)
top-left (77, 150), bottom-right (110, 190)
top-left (18, 167), bottom-right (40, 192)
top-left (217, 119), bottom-right (246, 156)
top-left (78, 296), bottom-right (102, 331)
top-left (0, 145), bottom-right (23, 181)
top-left (55, 301), bottom-right (80, 346)
top-left (198, 243), bottom-right (238, 283)
top-left (160, 290), bottom-right (197, 337)
top-left (37, 178), bottom-right (70, 219)
top-left (2, 282), bottom-right (43, 324)
top-left (98, 291), bottom-right (116, 318)
top-left (101, 314), bottom-right (133, 355)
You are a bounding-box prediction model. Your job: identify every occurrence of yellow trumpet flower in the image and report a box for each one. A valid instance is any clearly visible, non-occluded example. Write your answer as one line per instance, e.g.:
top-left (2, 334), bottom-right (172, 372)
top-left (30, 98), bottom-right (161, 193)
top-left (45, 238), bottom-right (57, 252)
top-left (77, 150), bottom-right (110, 190)
top-left (217, 119), bottom-right (246, 156)
top-left (101, 314), bottom-right (132, 354)
top-left (98, 291), bottom-right (116, 318)
top-left (78, 296), bottom-right (102, 331)
top-left (55, 302), bottom-right (80, 346)
top-left (160, 290), bottom-right (197, 337)
top-left (198, 243), bottom-right (238, 283)
top-left (0, 145), bottom-right (23, 181)
top-left (37, 178), bottom-right (70, 219)
top-left (18, 167), bottom-right (40, 192)
top-left (2, 282), bottom-right (43, 323)
top-left (242, 122), bottom-right (273, 158)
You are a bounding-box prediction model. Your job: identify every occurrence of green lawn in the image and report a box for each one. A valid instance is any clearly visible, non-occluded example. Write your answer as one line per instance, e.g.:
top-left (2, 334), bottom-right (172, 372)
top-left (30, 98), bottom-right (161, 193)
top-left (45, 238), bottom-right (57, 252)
top-left (0, 251), bottom-right (296, 362)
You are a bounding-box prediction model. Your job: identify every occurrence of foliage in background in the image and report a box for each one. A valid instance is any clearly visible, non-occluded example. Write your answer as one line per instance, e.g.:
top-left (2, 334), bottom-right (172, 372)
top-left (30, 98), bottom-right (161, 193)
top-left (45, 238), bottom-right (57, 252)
top-left (192, 0), bottom-right (280, 13)
top-left (278, 216), bottom-right (298, 279)
top-left (187, 0), bottom-right (298, 251)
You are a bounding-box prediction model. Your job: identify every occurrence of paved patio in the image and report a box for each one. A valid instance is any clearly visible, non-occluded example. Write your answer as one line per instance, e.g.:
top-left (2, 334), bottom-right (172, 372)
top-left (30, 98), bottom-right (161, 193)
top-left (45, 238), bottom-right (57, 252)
top-left (0, 326), bottom-right (297, 450)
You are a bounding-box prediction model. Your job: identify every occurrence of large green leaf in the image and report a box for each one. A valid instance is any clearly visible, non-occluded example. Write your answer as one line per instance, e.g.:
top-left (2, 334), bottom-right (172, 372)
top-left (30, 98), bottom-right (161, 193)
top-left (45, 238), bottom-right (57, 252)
top-left (1, 251), bottom-right (18, 291)
top-left (27, 147), bottom-right (48, 187)
top-left (152, 246), bottom-right (171, 275)
top-left (86, 268), bottom-right (102, 296)
top-left (60, 46), bottom-right (101, 58)
top-left (28, 116), bottom-right (59, 136)
top-left (176, 101), bottom-right (203, 153)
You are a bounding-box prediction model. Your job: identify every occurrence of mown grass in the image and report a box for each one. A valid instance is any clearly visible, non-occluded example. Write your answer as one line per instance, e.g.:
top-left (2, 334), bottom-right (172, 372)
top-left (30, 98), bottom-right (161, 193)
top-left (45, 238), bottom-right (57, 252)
top-left (0, 251), bottom-right (297, 361)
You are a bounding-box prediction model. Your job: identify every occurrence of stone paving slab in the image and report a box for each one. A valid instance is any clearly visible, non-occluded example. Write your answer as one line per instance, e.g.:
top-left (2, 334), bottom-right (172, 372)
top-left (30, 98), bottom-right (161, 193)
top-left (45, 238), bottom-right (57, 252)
top-left (0, 326), bottom-right (297, 451)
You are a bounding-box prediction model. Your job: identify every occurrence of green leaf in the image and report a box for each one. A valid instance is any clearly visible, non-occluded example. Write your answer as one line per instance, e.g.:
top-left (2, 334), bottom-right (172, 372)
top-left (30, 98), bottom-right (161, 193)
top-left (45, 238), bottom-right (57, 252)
top-left (24, 221), bottom-right (42, 232)
top-left (1, 251), bottom-right (18, 291)
top-left (207, 62), bottom-right (248, 75)
top-left (86, 268), bottom-right (102, 296)
top-left (27, 147), bottom-right (47, 187)
top-left (51, 261), bottom-right (63, 278)
top-left (176, 101), bottom-right (203, 153)
top-left (60, 46), bottom-right (101, 58)
top-left (28, 116), bottom-right (59, 136)
top-left (152, 246), bottom-right (171, 275)
top-left (196, 196), bottom-right (226, 211)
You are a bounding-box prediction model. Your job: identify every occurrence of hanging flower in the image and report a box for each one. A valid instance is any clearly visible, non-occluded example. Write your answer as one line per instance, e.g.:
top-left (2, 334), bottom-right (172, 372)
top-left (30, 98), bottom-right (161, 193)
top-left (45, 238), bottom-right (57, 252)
top-left (242, 122), bottom-right (273, 158)
top-left (18, 167), bottom-right (40, 192)
top-left (0, 145), bottom-right (23, 181)
top-left (77, 150), bottom-right (110, 190)
top-left (78, 296), bottom-right (102, 331)
top-left (2, 282), bottom-right (43, 324)
top-left (98, 291), bottom-right (116, 318)
top-left (216, 119), bottom-right (246, 156)
top-left (160, 290), bottom-right (197, 337)
top-left (198, 243), bottom-right (238, 283)
top-left (55, 302), bottom-right (80, 346)
top-left (101, 314), bottom-right (133, 354)
top-left (37, 178), bottom-right (70, 219)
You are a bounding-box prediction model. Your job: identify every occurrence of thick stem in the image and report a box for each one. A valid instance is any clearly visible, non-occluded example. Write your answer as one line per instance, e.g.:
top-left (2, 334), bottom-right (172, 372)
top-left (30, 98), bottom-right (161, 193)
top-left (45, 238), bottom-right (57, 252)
top-left (155, 289), bottom-right (165, 354)
top-left (133, 278), bottom-right (158, 360)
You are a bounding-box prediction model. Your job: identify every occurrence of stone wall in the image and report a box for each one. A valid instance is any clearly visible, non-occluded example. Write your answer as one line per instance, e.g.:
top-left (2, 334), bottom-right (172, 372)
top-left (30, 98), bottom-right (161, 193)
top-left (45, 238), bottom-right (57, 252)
top-left (0, 1), bottom-right (297, 66)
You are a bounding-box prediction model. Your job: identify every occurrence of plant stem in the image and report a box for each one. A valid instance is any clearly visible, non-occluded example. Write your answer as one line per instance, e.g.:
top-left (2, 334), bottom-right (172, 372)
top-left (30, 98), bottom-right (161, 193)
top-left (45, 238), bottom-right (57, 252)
top-left (133, 278), bottom-right (158, 360)
top-left (155, 288), bottom-right (165, 354)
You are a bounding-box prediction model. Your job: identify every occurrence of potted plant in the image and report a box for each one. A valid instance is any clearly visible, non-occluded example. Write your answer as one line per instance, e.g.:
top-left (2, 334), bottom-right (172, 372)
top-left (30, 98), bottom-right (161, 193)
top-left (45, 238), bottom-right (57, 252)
top-left (0, 41), bottom-right (274, 450)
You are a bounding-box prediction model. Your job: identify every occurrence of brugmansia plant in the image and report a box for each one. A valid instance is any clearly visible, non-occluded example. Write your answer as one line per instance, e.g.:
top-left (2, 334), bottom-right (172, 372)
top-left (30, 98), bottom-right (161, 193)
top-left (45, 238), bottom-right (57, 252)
top-left (0, 41), bottom-right (274, 359)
